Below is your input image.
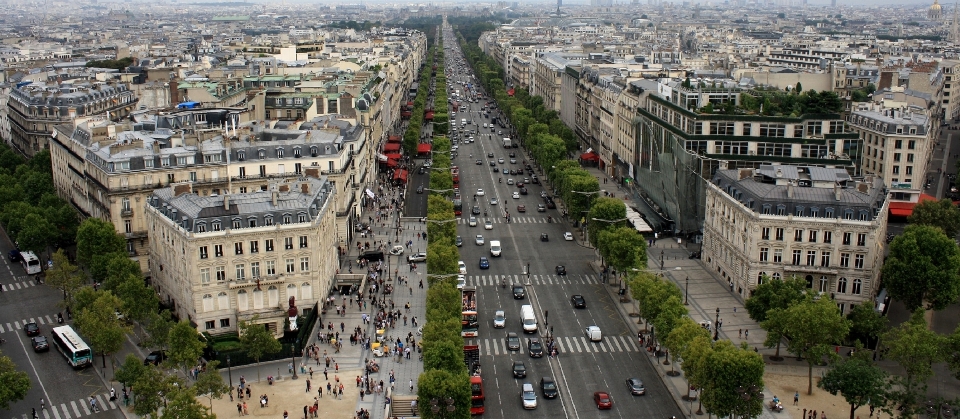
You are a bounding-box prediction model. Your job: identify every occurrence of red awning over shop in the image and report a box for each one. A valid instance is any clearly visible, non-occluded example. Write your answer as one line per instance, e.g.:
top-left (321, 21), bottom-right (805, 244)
top-left (383, 143), bottom-right (401, 152)
top-left (384, 153), bottom-right (402, 161)
top-left (888, 193), bottom-right (937, 217)
top-left (507, 88), bottom-right (515, 96)
top-left (393, 169), bottom-right (408, 182)
top-left (417, 143), bottom-right (432, 154)
top-left (384, 159), bottom-right (399, 167)
top-left (387, 135), bottom-right (401, 143)
top-left (580, 152), bottom-right (601, 161)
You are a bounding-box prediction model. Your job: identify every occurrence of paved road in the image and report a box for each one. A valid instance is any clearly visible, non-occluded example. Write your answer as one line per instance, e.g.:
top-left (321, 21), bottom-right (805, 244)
top-left (442, 25), bottom-right (683, 419)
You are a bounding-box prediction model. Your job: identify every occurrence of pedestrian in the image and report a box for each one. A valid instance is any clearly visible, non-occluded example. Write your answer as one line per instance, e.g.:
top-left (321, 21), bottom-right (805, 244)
top-left (238, 403), bottom-right (244, 416)
top-left (32, 408), bottom-right (37, 419)
top-left (324, 368), bottom-right (328, 380)
top-left (284, 410), bottom-right (289, 419)
top-left (306, 379), bottom-right (311, 392)
top-left (318, 387), bottom-right (323, 398)
top-left (744, 329), bottom-right (749, 338)
top-left (90, 397), bottom-right (98, 412)
top-left (40, 398), bottom-right (45, 410)
top-left (303, 405), bottom-right (308, 419)
top-left (309, 367), bottom-right (314, 378)
top-left (794, 392), bottom-right (799, 405)
top-left (409, 379), bottom-right (414, 392)
top-left (803, 409), bottom-right (807, 419)
top-left (739, 329), bottom-right (742, 338)
top-left (243, 402), bottom-right (249, 415)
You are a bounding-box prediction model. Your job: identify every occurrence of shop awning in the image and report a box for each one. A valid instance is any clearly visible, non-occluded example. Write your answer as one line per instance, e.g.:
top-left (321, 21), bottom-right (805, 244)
top-left (417, 143), bottom-right (432, 154)
top-left (580, 152), bottom-right (601, 162)
top-left (393, 169), bottom-right (408, 182)
top-left (388, 135), bottom-right (402, 143)
top-left (384, 153), bottom-right (403, 161)
top-left (383, 143), bottom-right (401, 152)
top-left (384, 158), bottom-right (399, 168)
top-left (888, 193), bottom-right (937, 218)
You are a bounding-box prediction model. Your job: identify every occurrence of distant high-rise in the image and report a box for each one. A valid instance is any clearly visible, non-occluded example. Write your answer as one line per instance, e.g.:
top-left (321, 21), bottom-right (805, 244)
top-left (831, 0), bottom-right (836, 6)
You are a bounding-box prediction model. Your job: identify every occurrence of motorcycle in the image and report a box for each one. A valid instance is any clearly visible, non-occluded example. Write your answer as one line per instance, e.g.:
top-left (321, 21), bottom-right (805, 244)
top-left (769, 401), bottom-right (783, 413)
top-left (501, 279), bottom-right (506, 289)
top-left (547, 216), bottom-right (552, 223)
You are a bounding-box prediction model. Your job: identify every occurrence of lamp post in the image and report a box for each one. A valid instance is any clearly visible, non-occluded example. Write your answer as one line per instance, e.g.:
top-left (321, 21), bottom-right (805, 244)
top-left (226, 355), bottom-right (233, 390)
top-left (713, 308), bottom-right (720, 341)
top-left (684, 277), bottom-right (690, 305)
top-left (660, 250), bottom-right (664, 273)
top-left (291, 338), bottom-right (300, 379)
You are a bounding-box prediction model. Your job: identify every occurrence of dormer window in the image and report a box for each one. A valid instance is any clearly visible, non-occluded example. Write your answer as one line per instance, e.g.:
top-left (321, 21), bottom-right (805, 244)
top-left (264, 216), bottom-right (274, 226)
top-left (310, 146), bottom-right (318, 157)
top-left (298, 213), bottom-right (307, 222)
top-left (283, 214), bottom-right (292, 224)
top-left (293, 147), bottom-right (302, 158)
top-left (237, 151), bottom-right (245, 161)
top-left (258, 149), bottom-right (265, 159)
top-left (212, 221), bottom-right (222, 231)
top-left (197, 223), bottom-right (206, 233)
top-left (277, 148), bottom-right (284, 159)
top-left (232, 218), bottom-right (241, 229)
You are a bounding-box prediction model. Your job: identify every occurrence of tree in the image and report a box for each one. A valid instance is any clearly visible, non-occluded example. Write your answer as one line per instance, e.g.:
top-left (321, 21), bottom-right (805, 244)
top-left (653, 296), bottom-right (688, 351)
top-left (597, 227), bottom-right (647, 277)
top-left (114, 354), bottom-right (148, 390)
top-left (416, 369), bottom-right (471, 419)
top-left (76, 291), bottom-right (130, 369)
top-left (587, 197), bottom-right (627, 247)
top-left (881, 224), bottom-right (960, 311)
top-left (907, 198), bottom-right (960, 238)
top-left (744, 275), bottom-right (806, 322)
top-left (193, 360), bottom-right (231, 409)
top-left (795, 82), bottom-right (803, 93)
top-left (0, 353), bottom-right (31, 409)
top-left (846, 303), bottom-right (887, 349)
top-left (761, 308), bottom-right (790, 359)
top-left (142, 310), bottom-right (174, 350)
top-left (167, 320), bottom-right (206, 376)
top-left (948, 325), bottom-right (960, 381)
top-left (115, 275), bottom-right (160, 343)
top-left (781, 294), bottom-right (851, 394)
top-left (665, 317), bottom-right (709, 375)
top-left (680, 335), bottom-right (713, 402)
top-left (132, 367), bottom-right (180, 418)
top-left (45, 249), bottom-right (85, 305)
top-left (425, 281), bottom-right (462, 323)
top-left (17, 213), bottom-right (54, 255)
top-left (238, 316), bottom-right (282, 381)
top-left (818, 357), bottom-right (888, 419)
top-left (882, 310), bottom-right (946, 417)
top-left (161, 386), bottom-right (216, 419)
top-left (701, 341), bottom-right (765, 418)
top-left (423, 339), bottom-right (467, 374)
top-left (76, 218), bottom-right (126, 280)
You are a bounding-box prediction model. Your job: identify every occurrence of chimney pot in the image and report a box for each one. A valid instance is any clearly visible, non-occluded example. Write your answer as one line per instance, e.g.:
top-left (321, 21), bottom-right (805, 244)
top-left (223, 194), bottom-right (230, 210)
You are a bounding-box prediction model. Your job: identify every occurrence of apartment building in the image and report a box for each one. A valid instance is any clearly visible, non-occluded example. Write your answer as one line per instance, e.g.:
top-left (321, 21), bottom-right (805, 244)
top-left (703, 165), bottom-right (888, 313)
top-left (8, 81), bottom-right (138, 156)
top-left (532, 52), bottom-right (585, 112)
top-left (145, 176), bottom-right (338, 336)
top-left (50, 108), bottom-right (370, 273)
top-left (847, 103), bottom-right (933, 190)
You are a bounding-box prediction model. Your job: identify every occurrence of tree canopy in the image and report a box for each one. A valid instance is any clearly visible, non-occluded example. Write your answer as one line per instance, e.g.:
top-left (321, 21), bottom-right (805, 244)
top-left (881, 224), bottom-right (960, 311)
top-left (907, 198), bottom-right (960, 238)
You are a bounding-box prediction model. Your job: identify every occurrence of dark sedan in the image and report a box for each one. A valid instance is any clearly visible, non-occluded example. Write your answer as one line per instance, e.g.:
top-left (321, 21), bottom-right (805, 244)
top-left (540, 377), bottom-right (559, 398)
top-left (512, 360), bottom-right (527, 378)
top-left (24, 322), bottom-right (39, 337)
top-left (513, 285), bottom-right (526, 299)
top-left (556, 265), bottom-right (567, 275)
top-left (31, 336), bottom-right (49, 352)
top-left (507, 332), bottom-right (521, 351)
top-left (571, 294), bottom-right (586, 308)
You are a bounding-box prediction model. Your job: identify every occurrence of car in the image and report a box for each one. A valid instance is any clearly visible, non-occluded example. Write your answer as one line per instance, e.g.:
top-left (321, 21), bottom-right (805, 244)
top-left (516, 181), bottom-right (524, 187)
top-left (626, 378), bottom-right (646, 395)
top-left (8, 249), bottom-right (21, 262)
top-left (498, 158), bottom-right (505, 164)
top-left (540, 377), bottom-right (559, 398)
top-left (457, 275), bottom-right (466, 289)
top-left (512, 192), bottom-right (520, 199)
top-left (24, 322), bottom-right (39, 337)
top-left (455, 236), bottom-right (463, 247)
top-left (476, 189), bottom-right (485, 196)
top-left (144, 350), bottom-right (167, 365)
top-left (546, 199), bottom-right (556, 209)
top-left (540, 233), bottom-right (549, 242)
top-left (524, 177), bottom-right (531, 184)
top-left (594, 391), bottom-right (613, 409)
top-left (475, 235), bottom-right (485, 245)
top-left (509, 152), bottom-right (516, 158)
top-left (510, 158), bottom-right (517, 164)
top-left (528, 338), bottom-right (544, 357)
top-left (507, 333), bottom-right (521, 351)
top-left (469, 216), bottom-right (477, 227)
top-left (388, 245), bottom-right (405, 256)
top-left (507, 178), bottom-right (514, 185)
top-left (519, 187), bottom-right (529, 195)
top-left (31, 336), bottom-right (49, 353)
top-left (472, 205), bottom-right (481, 215)
top-left (532, 177), bottom-right (540, 184)
top-left (489, 198), bottom-right (499, 205)
top-left (571, 294), bottom-right (586, 308)
top-left (490, 161), bottom-right (496, 167)
top-left (487, 152), bottom-right (494, 158)
top-left (407, 252), bottom-right (427, 263)
top-left (479, 257), bottom-right (490, 269)
top-left (418, 166), bottom-right (426, 175)
top-left (512, 360), bottom-right (527, 378)
top-left (493, 310), bottom-right (506, 328)
top-left (517, 205), bottom-right (526, 212)
top-left (498, 130), bottom-right (503, 134)
top-left (458, 261), bottom-right (467, 275)
top-left (585, 325), bottom-right (602, 341)
top-left (537, 204), bottom-right (547, 212)
top-left (513, 285), bottom-right (526, 299)
top-left (476, 159), bottom-right (483, 165)
top-left (522, 383), bottom-right (538, 409)
top-left (541, 191), bottom-right (549, 198)
top-left (564, 232), bottom-right (574, 241)
top-left (484, 220), bottom-right (493, 230)
top-left (556, 265), bottom-right (566, 275)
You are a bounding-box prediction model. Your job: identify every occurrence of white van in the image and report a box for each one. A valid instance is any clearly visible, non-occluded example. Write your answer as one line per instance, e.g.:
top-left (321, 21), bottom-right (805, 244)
top-left (520, 305), bottom-right (537, 333)
top-left (20, 251), bottom-right (41, 275)
top-left (461, 118), bottom-right (467, 126)
top-left (489, 240), bottom-right (501, 257)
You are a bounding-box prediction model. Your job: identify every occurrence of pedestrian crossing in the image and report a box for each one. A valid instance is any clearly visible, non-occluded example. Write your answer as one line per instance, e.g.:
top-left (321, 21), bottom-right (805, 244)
top-left (1, 277), bottom-right (41, 292)
top-left (478, 335), bottom-right (641, 356)
top-left (463, 274), bottom-right (604, 287)
top-left (458, 216), bottom-right (555, 225)
top-left (0, 315), bottom-right (62, 334)
top-left (11, 392), bottom-right (119, 419)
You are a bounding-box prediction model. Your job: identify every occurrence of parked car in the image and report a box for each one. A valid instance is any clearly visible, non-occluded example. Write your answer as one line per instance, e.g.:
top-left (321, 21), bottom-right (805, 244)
top-left (144, 350), bottom-right (167, 366)
top-left (407, 252), bottom-right (427, 263)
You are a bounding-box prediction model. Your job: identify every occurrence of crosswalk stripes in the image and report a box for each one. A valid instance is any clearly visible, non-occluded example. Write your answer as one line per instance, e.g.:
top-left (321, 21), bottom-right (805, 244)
top-left (464, 274), bottom-right (601, 287)
top-left (481, 335), bottom-right (640, 355)
top-left (457, 216), bottom-right (552, 225)
top-left (1, 279), bottom-right (37, 292)
top-left (11, 394), bottom-right (120, 419)
top-left (0, 316), bottom-right (61, 334)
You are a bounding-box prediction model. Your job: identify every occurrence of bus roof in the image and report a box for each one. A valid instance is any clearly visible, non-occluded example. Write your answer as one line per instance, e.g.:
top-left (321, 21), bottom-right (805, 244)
top-left (52, 326), bottom-right (91, 352)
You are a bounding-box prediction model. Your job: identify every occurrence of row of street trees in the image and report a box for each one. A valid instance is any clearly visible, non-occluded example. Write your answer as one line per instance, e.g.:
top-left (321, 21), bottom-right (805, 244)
top-left (402, 44), bottom-right (436, 155)
top-left (417, 41), bottom-right (473, 419)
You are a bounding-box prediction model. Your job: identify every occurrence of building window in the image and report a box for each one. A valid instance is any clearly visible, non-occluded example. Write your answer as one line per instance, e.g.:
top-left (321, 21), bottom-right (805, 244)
top-left (199, 246), bottom-right (208, 259)
top-left (759, 123), bottom-right (786, 137)
top-left (840, 253), bottom-right (850, 268)
top-left (762, 205), bottom-right (772, 215)
top-left (264, 216), bottom-right (274, 226)
top-left (277, 148), bottom-right (284, 158)
top-left (265, 239), bottom-right (274, 252)
top-left (792, 250), bottom-right (802, 265)
top-left (775, 228), bottom-right (784, 241)
top-left (819, 276), bottom-right (829, 293)
top-left (250, 241), bottom-right (259, 253)
top-left (284, 215), bottom-right (293, 224)
top-left (220, 319), bottom-right (231, 328)
top-left (776, 205), bottom-right (786, 216)
top-left (298, 213), bottom-right (308, 223)
top-left (824, 231), bottom-right (832, 244)
top-left (842, 232), bottom-right (852, 245)
top-left (710, 122), bottom-right (736, 135)
top-left (844, 210), bottom-right (854, 220)
top-left (794, 229), bottom-right (804, 242)
top-left (773, 249), bottom-right (783, 263)
top-left (852, 279), bottom-right (862, 295)
top-left (806, 251), bottom-right (816, 266)
top-left (197, 224), bottom-right (206, 233)
top-left (216, 266), bottom-right (226, 281)
top-left (266, 260), bottom-right (276, 276)
top-left (857, 233), bottom-right (867, 246)
top-left (213, 221), bottom-right (221, 231)
top-left (773, 272), bottom-right (782, 280)
top-left (716, 141), bottom-right (749, 154)
top-left (825, 208), bottom-right (835, 218)
top-left (214, 245), bottom-right (223, 257)
top-left (760, 248), bottom-right (769, 262)
top-left (300, 257), bottom-right (310, 272)
top-left (286, 259), bottom-right (296, 273)
top-left (854, 254), bottom-right (865, 269)
top-left (232, 219), bottom-right (241, 229)
top-left (795, 206), bottom-right (804, 217)
top-left (810, 207), bottom-right (819, 218)
top-left (299, 236), bottom-right (308, 248)
top-left (757, 142), bottom-right (792, 157)
top-left (762, 228), bottom-right (770, 240)
top-left (205, 320), bottom-right (215, 330)
top-left (285, 237), bottom-right (294, 250)
top-left (200, 268), bottom-right (210, 284)
top-left (757, 272), bottom-right (766, 284)
top-left (248, 218), bottom-right (257, 228)
top-left (235, 264), bottom-right (245, 280)
top-left (234, 242), bottom-right (243, 255)
top-left (251, 262), bottom-right (261, 278)
top-left (808, 230), bottom-right (818, 242)
top-left (837, 277), bottom-right (848, 294)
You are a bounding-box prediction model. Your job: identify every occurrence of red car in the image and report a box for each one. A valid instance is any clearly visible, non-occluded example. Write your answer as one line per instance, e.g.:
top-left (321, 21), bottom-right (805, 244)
top-left (517, 205), bottom-right (526, 213)
top-left (594, 391), bottom-right (612, 410)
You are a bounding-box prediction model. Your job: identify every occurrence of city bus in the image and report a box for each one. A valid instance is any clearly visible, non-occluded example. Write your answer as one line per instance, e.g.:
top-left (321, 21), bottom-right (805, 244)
top-left (461, 286), bottom-right (478, 337)
top-left (51, 325), bottom-right (93, 368)
top-left (453, 199), bottom-right (463, 216)
top-left (470, 374), bottom-right (485, 415)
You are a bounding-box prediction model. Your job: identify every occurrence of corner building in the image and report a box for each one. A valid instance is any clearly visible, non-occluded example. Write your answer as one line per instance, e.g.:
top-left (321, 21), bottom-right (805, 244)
top-left (145, 176), bottom-right (337, 335)
top-left (703, 165), bottom-right (888, 314)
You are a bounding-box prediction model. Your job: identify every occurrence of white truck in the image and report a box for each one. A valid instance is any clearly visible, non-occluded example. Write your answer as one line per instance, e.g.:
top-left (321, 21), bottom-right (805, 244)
top-left (502, 137), bottom-right (512, 148)
top-left (520, 305), bottom-right (538, 333)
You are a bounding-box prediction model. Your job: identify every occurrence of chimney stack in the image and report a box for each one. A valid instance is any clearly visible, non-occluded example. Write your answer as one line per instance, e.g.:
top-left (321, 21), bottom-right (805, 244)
top-left (223, 194), bottom-right (230, 210)
top-left (272, 190), bottom-right (279, 207)
top-left (834, 184), bottom-right (842, 201)
top-left (787, 181), bottom-right (794, 199)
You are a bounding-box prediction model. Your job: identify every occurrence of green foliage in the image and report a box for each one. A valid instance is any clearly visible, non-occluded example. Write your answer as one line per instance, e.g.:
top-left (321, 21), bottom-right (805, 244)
top-left (700, 341), bottom-right (765, 417)
top-left (46, 249), bottom-right (85, 307)
top-left (653, 295), bottom-right (689, 350)
top-left (628, 271), bottom-right (683, 327)
top-left (238, 316), bottom-right (282, 381)
top-left (426, 242), bottom-right (459, 278)
top-left (167, 321), bottom-right (206, 374)
top-left (132, 366), bottom-right (180, 418)
top-left (160, 385), bottom-right (216, 419)
top-left (744, 275), bottom-right (806, 322)
top-left (85, 57), bottom-right (134, 70)
top-left (193, 360), bottom-right (231, 408)
top-left (75, 291), bottom-right (131, 368)
top-left (142, 310), bottom-right (174, 350)
top-left (818, 357), bottom-right (889, 419)
top-left (882, 311), bottom-right (946, 417)
top-left (424, 279), bottom-right (461, 323)
top-left (416, 370), bottom-right (471, 419)
top-left (881, 224), bottom-right (960, 311)
top-left (76, 218), bottom-right (126, 280)
top-left (114, 353), bottom-right (148, 387)
top-left (423, 339), bottom-right (467, 374)
top-left (587, 198), bottom-right (628, 247)
top-left (597, 227), bottom-right (647, 274)
top-left (948, 325), bottom-right (960, 380)
top-left (780, 294), bottom-right (851, 394)
top-left (907, 198), bottom-right (960, 238)
top-left (0, 352), bottom-right (31, 409)
top-left (845, 303), bottom-right (887, 348)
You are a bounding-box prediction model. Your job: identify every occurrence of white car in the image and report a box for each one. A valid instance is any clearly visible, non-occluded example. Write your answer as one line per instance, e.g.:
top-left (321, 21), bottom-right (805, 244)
top-left (457, 275), bottom-right (466, 289)
top-left (564, 232), bottom-right (574, 241)
top-left (507, 179), bottom-right (514, 185)
top-left (475, 235), bottom-right (485, 245)
top-left (585, 325), bottom-right (602, 342)
top-left (489, 198), bottom-right (499, 205)
top-left (513, 192), bottom-right (520, 199)
top-left (484, 220), bottom-right (493, 230)
top-left (458, 261), bottom-right (467, 275)
top-left (493, 310), bottom-right (506, 328)
top-left (469, 216), bottom-right (477, 227)
top-left (476, 189), bottom-right (485, 196)
top-left (388, 245), bottom-right (404, 255)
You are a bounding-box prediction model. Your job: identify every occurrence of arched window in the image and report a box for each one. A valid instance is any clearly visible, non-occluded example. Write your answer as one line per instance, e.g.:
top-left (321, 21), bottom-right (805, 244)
top-left (252, 289), bottom-right (263, 309)
top-left (212, 221), bottom-right (222, 231)
top-left (772, 272), bottom-right (782, 280)
top-left (301, 282), bottom-right (312, 300)
top-left (287, 284), bottom-right (298, 301)
top-left (232, 218), bottom-right (242, 229)
top-left (237, 290), bottom-right (249, 311)
top-left (277, 148), bottom-right (284, 159)
top-left (268, 285), bottom-right (279, 307)
top-left (218, 292), bottom-right (229, 310)
top-left (298, 212), bottom-right (308, 223)
top-left (852, 279), bottom-right (862, 295)
top-left (283, 214), bottom-right (293, 224)
top-left (819, 276), bottom-right (829, 293)
top-left (202, 294), bottom-right (214, 312)
top-left (757, 272), bottom-right (767, 285)
top-left (837, 277), bottom-right (848, 294)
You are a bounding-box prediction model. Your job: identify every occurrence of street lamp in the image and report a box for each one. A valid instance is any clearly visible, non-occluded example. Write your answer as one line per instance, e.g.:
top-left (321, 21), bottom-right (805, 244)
top-left (660, 250), bottom-right (665, 273)
top-left (226, 355), bottom-right (233, 390)
top-left (713, 308), bottom-right (720, 341)
top-left (684, 277), bottom-right (690, 305)
top-left (291, 338), bottom-right (300, 379)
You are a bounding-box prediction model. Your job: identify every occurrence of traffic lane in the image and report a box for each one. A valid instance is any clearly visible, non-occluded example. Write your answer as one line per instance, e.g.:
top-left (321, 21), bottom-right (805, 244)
top-left (404, 166), bottom-right (430, 218)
